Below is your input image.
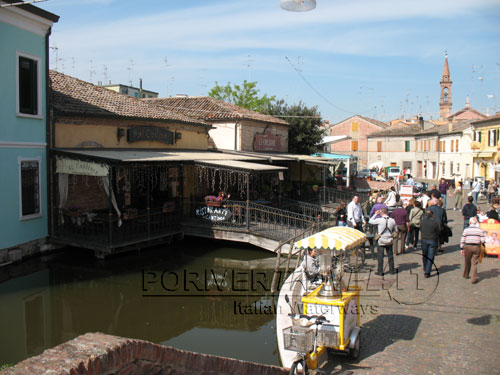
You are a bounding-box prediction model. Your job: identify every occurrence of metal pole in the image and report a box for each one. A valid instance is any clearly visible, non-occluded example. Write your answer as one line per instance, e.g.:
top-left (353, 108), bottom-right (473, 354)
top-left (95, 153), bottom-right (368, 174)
top-left (246, 173), bottom-right (250, 230)
top-left (147, 165), bottom-right (151, 239)
top-left (108, 167), bottom-right (113, 247)
top-left (322, 166), bottom-right (326, 205)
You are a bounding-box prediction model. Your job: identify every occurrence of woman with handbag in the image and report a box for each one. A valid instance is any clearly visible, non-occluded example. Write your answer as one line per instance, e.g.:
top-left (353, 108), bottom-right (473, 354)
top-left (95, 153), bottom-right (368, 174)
top-left (454, 181), bottom-right (464, 211)
top-left (409, 200), bottom-right (424, 248)
top-left (369, 207), bottom-right (398, 276)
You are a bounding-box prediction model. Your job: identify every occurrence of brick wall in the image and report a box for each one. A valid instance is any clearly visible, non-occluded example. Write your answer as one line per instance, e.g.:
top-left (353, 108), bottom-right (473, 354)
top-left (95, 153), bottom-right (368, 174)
top-left (239, 121), bottom-right (289, 152)
top-left (329, 116), bottom-right (386, 167)
top-left (63, 175), bottom-right (109, 211)
top-left (0, 332), bottom-right (287, 375)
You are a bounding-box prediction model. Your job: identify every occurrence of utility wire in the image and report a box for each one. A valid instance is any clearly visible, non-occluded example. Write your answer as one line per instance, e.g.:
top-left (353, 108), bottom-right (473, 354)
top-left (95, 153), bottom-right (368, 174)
top-left (285, 56), bottom-right (361, 115)
top-left (1, 0), bottom-right (47, 7)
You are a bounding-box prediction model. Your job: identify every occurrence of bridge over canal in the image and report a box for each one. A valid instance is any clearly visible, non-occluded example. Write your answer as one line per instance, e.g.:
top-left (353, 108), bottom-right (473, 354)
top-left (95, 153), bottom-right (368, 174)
top-left (52, 188), bottom-right (363, 258)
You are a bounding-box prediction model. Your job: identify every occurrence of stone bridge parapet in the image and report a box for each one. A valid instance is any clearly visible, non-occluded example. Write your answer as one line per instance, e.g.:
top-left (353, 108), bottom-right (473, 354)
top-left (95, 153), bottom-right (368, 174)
top-left (0, 332), bottom-right (286, 375)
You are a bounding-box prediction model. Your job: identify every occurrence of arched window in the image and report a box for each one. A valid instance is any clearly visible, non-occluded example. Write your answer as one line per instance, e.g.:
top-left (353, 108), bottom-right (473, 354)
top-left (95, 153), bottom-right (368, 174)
top-left (443, 87), bottom-right (449, 102)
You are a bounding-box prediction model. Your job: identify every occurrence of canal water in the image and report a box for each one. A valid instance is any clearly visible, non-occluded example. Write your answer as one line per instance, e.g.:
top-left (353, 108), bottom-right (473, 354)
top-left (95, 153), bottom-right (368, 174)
top-left (0, 238), bottom-right (282, 367)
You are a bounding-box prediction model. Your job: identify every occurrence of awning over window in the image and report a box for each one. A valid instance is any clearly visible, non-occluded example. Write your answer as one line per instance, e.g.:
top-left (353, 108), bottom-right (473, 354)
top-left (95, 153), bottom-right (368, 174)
top-left (195, 159), bottom-right (287, 173)
top-left (53, 149), bottom-right (288, 174)
top-left (474, 152), bottom-right (494, 158)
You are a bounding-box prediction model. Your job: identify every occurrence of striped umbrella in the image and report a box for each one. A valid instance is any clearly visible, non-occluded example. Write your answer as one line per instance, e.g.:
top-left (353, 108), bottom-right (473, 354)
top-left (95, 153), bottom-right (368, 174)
top-left (294, 226), bottom-right (367, 251)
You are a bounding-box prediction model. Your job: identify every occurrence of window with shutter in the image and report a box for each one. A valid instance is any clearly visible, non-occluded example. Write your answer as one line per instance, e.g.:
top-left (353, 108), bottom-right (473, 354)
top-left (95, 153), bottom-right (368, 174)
top-left (18, 56), bottom-right (39, 115)
top-left (20, 160), bottom-right (41, 219)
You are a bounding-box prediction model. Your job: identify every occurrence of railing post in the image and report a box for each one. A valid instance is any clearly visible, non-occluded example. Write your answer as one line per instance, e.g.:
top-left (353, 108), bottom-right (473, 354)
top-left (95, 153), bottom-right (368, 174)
top-left (147, 166), bottom-right (151, 239)
top-left (246, 173), bottom-right (250, 230)
top-left (108, 168), bottom-right (113, 247)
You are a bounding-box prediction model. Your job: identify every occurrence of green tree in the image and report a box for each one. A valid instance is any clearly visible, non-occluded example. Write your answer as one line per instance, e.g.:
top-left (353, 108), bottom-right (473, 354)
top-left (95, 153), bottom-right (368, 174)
top-left (267, 100), bottom-right (325, 155)
top-left (208, 80), bottom-right (275, 113)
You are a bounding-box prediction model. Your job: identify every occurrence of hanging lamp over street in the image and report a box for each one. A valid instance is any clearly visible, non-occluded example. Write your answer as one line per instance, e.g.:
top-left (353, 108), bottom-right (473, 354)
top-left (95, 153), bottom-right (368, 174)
top-left (280, 0), bottom-right (316, 12)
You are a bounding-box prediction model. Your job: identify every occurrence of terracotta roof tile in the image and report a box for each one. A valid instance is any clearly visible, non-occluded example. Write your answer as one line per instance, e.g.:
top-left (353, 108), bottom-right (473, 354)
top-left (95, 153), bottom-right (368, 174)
top-left (142, 96), bottom-right (289, 126)
top-left (368, 124), bottom-right (422, 137)
top-left (49, 71), bottom-right (209, 127)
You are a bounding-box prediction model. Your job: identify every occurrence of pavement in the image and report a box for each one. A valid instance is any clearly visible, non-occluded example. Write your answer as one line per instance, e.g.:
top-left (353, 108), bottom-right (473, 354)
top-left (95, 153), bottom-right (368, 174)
top-left (321, 195), bottom-right (500, 375)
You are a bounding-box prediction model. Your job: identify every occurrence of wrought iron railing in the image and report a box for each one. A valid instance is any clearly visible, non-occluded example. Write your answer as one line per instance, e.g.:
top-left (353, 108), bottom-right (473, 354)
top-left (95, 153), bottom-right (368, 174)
top-left (318, 186), bottom-right (369, 205)
top-left (269, 223), bottom-right (321, 293)
top-left (187, 199), bottom-right (318, 242)
top-left (52, 207), bottom-right (181, 249)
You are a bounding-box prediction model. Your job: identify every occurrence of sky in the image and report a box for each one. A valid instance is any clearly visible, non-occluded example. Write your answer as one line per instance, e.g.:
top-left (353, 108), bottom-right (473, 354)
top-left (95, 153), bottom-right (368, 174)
top-left (36, 0), bottom-right (500, 123)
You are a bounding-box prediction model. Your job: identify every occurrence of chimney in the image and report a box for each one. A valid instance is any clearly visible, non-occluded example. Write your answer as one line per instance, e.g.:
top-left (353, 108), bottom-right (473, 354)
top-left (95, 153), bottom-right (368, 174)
top-left (448, 118), bottom-right (453, 132)
top-left (139, 78), bottom-right (143, 92)
top-left (466, 96), bottom-right (470, 108)
top-left (418, 116), bottom-right (424, 132)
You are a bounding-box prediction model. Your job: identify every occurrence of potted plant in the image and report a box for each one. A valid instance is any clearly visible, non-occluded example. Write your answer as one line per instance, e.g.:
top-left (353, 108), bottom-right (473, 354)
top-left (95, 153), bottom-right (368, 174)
top-left (204, 195), bottom-right (222, 207)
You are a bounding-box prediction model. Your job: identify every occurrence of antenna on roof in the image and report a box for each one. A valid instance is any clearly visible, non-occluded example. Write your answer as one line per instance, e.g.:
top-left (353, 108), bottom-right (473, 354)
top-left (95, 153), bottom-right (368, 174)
top-left (127, 59), bottom-right (134, 87)
top-left (0, 0), bottom-right (47, 7)
top-left (103, 64), bottom-right (108, 83)
top-left (164, 56), bottom-right (173, 97)
top-left (89, 60), bottom-right (96, 83)
top-left (246, 54), bottom-right (254, 81)
top-left (49, 46), bottom-right (62, 71)
top-left (70, 57), bottom-right (76, 76)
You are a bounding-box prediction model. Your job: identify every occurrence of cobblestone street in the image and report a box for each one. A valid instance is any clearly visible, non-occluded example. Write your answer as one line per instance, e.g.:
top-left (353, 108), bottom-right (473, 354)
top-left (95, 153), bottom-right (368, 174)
top-left (325, 198), bottom-right (500, 375)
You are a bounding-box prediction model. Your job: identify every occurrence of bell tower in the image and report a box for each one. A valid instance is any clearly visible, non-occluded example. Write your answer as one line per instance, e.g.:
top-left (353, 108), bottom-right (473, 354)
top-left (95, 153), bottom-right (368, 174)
top-left (439, 52), bottom-right (452, 119)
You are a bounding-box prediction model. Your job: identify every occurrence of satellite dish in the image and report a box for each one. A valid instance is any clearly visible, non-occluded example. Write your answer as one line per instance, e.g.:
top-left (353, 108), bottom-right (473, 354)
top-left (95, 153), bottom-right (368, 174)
top-left (280, 0), bottom-right (316, 12)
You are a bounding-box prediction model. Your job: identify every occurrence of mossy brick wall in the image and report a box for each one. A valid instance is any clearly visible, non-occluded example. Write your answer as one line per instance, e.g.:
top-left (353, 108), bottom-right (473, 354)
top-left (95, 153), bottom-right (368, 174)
top-left (0, 332), bottom-right (287, 375)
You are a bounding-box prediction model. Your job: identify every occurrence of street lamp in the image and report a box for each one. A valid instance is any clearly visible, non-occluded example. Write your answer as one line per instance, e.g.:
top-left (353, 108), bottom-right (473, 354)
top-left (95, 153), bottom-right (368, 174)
top-left (280, 0), bottom-right (316, 12)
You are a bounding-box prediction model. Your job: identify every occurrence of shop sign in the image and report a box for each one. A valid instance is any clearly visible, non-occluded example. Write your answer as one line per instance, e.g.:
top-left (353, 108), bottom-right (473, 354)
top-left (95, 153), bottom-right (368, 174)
top-left (253, 128), bottom-right (282, 152)
top-left (56, 157), bottom-right (109, 176)
top-left (195, 206), bottom-right (232, 222)
top-left (127, 126), bottom-right (174, 144)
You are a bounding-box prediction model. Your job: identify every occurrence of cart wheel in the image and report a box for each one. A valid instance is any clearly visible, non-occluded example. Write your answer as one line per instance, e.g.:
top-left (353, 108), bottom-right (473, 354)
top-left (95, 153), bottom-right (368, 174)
top-left (348, 335), bottom-right (360, 360)
top-left (289, 358), bottom-right (306, 375)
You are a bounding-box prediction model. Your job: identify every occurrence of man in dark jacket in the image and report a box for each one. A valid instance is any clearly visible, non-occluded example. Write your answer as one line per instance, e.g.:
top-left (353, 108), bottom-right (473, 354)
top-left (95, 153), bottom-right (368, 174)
top-left (420, 210), bottom-right (440, 277)
top-left (391, 201), bottom-right (409, 255)
top-left (427, 184), bottom-right (442, 200)
top-left (462, 196), bottom-right (478, 229)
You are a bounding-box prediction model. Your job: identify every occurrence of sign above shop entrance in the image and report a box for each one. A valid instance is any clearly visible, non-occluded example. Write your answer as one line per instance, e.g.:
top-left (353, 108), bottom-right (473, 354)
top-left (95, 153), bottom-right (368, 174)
top-left (127, 126), bottom-right (174, 145)
top-left (253, 128), bottom-right (282, 152)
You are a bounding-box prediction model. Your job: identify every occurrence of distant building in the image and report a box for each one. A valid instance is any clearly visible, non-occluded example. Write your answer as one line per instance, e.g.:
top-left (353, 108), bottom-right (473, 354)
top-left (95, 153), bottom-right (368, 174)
top-left (328, 115), bottom-right (389, 168)
top-left (447, 97), bottom-right (487, 121)
top-left (102, 80), bottom-right (158, 99)
top-left (143, 96), bottom-right (290, 152)
top-left (0, 1), bottom-right (58, 251)
top-left (440, 54), bottom-right (453, 119)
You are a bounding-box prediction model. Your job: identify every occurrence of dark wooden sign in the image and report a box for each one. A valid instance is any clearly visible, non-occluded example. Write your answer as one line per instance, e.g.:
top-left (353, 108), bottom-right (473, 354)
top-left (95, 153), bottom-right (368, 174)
top-left (253, 128), bottom-right (282, 152)
top-left (127, 126), bottom-right (174, 144)
top-left (195, 206), bottom-right (232, 222)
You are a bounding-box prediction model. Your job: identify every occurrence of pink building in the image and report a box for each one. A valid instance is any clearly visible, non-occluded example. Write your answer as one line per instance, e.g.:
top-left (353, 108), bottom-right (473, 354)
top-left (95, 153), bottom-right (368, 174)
top-left (328, 115), bottom-right (389, 168)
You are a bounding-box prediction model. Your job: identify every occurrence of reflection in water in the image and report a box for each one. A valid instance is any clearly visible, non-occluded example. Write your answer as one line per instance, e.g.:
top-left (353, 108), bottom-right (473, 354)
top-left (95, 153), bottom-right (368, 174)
top-left (0, 238), bottom-right (280, 366)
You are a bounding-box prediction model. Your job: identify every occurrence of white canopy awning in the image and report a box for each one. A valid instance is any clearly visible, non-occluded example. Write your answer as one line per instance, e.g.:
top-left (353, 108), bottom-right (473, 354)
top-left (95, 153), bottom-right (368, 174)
top-left (318, 135), bottom-right (350, 145)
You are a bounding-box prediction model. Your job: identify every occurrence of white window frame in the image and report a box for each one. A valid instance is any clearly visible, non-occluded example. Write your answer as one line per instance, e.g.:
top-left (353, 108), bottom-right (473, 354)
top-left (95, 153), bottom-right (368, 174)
top-left (18, 157), bottom-right (42, 220)
top-left (489, 130), bottom-right (496, 147)
top-left (16, 51), bottom-right (43, 119)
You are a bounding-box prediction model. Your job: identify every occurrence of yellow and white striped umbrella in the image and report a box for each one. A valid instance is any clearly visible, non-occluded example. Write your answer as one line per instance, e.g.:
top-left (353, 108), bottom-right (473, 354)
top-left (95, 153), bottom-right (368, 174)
top-left (294, 226), bottom-right (367, 251)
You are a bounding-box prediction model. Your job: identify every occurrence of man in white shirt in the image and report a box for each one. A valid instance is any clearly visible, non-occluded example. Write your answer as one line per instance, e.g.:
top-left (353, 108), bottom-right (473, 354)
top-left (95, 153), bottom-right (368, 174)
top-left (406, 175), bottom-right (415, 186)
top-left (472, 179), bottom-right (481, 205)
top-left (385, 187), bottom-right (397, 208)
top-left (347, 195), bottom-right (365, 232)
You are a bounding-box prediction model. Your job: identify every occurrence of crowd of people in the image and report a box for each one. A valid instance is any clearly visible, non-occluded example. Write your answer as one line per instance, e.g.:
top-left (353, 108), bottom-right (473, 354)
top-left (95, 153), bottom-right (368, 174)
top-left (333, 176), bottom-right (498, 284)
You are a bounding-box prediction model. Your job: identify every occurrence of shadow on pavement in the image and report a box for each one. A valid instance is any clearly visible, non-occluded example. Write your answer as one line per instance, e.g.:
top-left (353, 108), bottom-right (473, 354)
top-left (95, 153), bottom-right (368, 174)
top-left (397, 262), bottom-right (420, 273)
top-left (466, 315), bottom-right (491, 326)
top-left (437, 263), bottom-right (461, 275)
top-left (358, 314), bottom-right (421, 360)
top-left (477, 268), bottom-right (500, 281)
